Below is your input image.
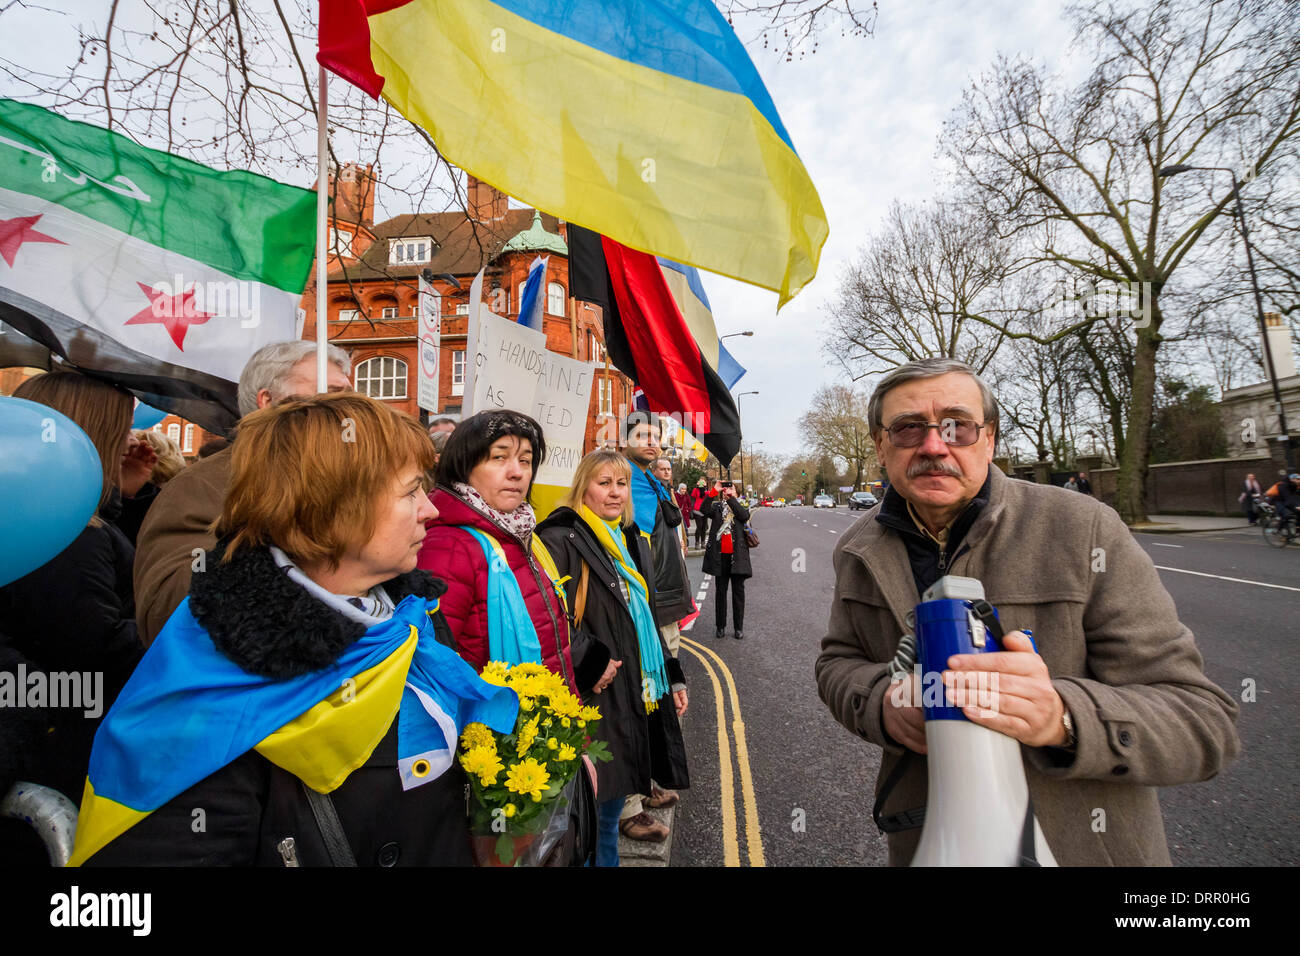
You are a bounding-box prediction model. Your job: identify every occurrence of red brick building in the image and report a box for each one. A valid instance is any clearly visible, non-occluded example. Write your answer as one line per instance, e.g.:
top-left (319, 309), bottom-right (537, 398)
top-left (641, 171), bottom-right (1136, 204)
top-left (300, 163), bottom-right (633, 451)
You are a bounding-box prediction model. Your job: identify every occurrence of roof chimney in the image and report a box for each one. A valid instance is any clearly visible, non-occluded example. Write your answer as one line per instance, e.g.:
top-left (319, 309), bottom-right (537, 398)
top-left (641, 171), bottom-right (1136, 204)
top-left (1264, 312), bottom-right (1297, 380)
top-left (466, 174), bottom-right (508, 223)
top-left (327, 162), bottom-right (375, 229)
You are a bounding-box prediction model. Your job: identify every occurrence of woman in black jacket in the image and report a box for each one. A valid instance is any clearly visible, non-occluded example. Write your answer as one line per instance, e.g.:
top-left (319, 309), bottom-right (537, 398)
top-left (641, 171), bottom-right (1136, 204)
top-left (536, 450), bottom-right (689, 867)
top-left (703, 481), bottom-right (753, 640)
top-left (0, 371), bottom-right (147, 809)
top-left (70, 394), bottom-right (517, 867)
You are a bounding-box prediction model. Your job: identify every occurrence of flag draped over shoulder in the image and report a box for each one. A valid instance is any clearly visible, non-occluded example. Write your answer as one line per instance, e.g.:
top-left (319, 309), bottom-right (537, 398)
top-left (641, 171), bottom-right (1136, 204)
top-left (317, 0), bottom-right (828, 306)
top-left (67, 595), bottom-right (518, 866)
top-left (568, 223), bottom-right (741, 463)
top-left (0, 99), bottom-right (316, 433)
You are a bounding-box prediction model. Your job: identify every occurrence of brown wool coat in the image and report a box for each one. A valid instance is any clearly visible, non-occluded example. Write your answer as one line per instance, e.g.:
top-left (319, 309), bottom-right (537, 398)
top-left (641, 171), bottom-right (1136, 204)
top-left (815, 465), bottom-right (1241, 866)
top-left (133, 446), bottom-right (231, 647)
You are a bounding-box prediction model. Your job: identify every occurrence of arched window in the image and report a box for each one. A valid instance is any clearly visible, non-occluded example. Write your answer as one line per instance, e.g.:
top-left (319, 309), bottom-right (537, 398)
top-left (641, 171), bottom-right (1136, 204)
top-left (354, 355), bottom-right (408, 400)
top-left (547, 282), bottom-right (565, 316)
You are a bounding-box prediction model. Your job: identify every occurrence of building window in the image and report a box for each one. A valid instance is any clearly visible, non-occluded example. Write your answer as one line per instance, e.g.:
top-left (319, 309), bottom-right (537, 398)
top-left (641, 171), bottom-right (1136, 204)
top-left (354, 356), bottom-right (409, 400)
top-left (336, 307), bottom-right (360, 324)
top-left (455, 303), bottom-right (469, 316)
top-left (328, 226), bottom-right (353, 257)
top-left (183, 424), bottom-right (195, 454)
top-left (547, 282), bottom-right (565, 316)
top-left (598, 378), bottom-right (612, 415)
top-left (587, 330), bottom-right (604, 362)
top-left (389, 238), bottom-right (432, 264)
top-left (381, 306), bottom-right (398, 319)
top-left (166, 423), bottom-right (181, 445)
top-left (452, 349), bottom-right (466, 397)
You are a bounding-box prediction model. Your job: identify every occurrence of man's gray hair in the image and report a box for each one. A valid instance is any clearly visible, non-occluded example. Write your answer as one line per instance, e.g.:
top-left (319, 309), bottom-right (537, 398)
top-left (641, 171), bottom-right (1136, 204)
top-left (237, 341), bottom-right (352, 416)
top-left (866, 357), bottom-right (999, 435)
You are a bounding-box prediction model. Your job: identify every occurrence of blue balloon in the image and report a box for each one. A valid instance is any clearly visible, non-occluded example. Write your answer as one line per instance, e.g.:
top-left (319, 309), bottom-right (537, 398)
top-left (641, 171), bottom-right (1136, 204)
top-left (0, 396), bottom-right (102, 588)
top-left (132, 400), bottom-right (168, 430)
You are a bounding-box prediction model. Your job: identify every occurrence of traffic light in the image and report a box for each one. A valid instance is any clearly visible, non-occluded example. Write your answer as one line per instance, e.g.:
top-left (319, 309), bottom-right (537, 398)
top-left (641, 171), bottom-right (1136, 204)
top-left (801, 470), bottom-right (806, 476)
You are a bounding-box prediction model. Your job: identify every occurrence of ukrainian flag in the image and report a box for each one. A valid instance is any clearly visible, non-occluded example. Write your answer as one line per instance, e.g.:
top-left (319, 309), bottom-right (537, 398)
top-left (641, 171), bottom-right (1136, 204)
top-left (67, 595), bottom-right (517, 866)
top-left (318, 0), bottom-right (829, 306)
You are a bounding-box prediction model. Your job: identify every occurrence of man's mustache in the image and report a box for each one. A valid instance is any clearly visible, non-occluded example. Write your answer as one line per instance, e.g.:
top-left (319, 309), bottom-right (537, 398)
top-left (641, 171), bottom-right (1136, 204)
top-left (907, 457), bottom-right (963, 479)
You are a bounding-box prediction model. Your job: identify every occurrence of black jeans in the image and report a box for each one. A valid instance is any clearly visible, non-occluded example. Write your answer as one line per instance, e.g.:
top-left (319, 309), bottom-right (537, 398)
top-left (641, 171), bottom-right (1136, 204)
top-left (714, 555), bottom-right (745, 631)
top-left (693, 519), bottom-right (708, 548)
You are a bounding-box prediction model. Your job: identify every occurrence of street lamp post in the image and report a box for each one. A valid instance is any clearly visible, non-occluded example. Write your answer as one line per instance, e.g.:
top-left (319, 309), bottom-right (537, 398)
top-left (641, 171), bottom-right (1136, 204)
top-left (1159, 164), bottom-right (1294, 472)
top-left (721, 331), bottom-right (754, 340)
top-left (735, 390), bottom-right (759, 483)
top-left (743, 440), bottom-right (764, 499)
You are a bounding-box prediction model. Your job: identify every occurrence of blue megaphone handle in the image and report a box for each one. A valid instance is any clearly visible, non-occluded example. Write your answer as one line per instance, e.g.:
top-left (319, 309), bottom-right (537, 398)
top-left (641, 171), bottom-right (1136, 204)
top-left (914, 598), bottom-right (1004, 722)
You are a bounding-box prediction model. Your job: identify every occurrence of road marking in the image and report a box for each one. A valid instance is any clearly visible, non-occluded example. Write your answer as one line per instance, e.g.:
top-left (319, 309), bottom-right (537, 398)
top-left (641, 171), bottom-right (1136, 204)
top-left (1154, 565), bottom-right (1300, 592)
top-left (700, 578), bottom-right (710, 590)
top-left (678, 642), bottom-right (740, 866)
top-left (812, 523), bottom-right (819, 528)
top-left (1150, 543), bottom-right (1183, 548)
top-left (681, 636), bottom-right (766, 867)
top-left (828, 529), bottom-right (837, 534)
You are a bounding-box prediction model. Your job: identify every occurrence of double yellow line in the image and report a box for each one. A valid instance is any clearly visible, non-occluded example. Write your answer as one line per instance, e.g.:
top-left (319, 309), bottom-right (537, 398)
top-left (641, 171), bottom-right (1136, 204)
top-left (679, 636), bottom-right (765, 867)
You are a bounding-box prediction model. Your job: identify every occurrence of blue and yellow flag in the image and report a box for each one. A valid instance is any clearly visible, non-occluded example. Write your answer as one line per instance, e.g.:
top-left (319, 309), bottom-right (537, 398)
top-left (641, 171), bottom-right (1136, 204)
top-left (318, 0), bottom-right (829, 306)
top-left (67, 595), bottom-right (517, 866)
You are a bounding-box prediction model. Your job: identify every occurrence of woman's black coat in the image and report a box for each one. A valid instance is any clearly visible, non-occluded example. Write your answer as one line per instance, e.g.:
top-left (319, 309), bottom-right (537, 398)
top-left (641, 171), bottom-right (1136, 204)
top-left (702, 496), bottom-right (753, 579)
top-left (0, 501), bottom-right (144, 806)
top-left (83, 542), bottom-right (476, 866)
top-left (536, 508), bottom-right (689, 801)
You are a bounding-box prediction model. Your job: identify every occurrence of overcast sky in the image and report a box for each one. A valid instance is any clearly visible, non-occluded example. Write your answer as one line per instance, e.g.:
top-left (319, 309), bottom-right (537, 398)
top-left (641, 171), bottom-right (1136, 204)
top-left (1, 0), bottom-right (1089, 460)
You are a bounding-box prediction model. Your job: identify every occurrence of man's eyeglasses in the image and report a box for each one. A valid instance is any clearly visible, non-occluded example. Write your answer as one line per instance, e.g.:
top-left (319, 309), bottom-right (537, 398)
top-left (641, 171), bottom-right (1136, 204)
top-left (885, 419), bottom-right (986, 448)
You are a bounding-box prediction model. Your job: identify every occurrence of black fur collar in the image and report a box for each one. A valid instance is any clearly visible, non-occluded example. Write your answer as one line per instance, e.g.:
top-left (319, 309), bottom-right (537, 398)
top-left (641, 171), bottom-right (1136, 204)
top-left (188, 540), bottom-right (446, 679)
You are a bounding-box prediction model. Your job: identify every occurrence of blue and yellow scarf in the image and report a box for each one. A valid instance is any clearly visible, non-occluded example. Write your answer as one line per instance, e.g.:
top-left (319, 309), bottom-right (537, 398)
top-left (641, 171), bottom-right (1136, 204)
top-left (67, 594), bottom-right (517, 866)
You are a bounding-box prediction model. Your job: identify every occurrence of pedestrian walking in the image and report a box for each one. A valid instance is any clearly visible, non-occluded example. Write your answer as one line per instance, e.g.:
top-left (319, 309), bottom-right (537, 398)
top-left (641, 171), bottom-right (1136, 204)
top-left (536, 450), bottom-right (690, 866)
top-left (690, 478), bottom-right (711, 549)
top-left (1240, 473), bottom-right (1262, 524)
top-left (1063, 476), bottom-right (1078, 492)
top-left (69, 393), bottom-right (516, 866)
top-left (1075, 471), bottom-right (1092, 495)
top-left (703, 480), bottom-right (752, 640)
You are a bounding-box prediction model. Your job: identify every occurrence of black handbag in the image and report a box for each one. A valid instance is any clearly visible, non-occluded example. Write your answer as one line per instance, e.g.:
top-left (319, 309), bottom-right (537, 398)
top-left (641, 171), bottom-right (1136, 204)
top-left (744, 524), bottom-right (759, 548)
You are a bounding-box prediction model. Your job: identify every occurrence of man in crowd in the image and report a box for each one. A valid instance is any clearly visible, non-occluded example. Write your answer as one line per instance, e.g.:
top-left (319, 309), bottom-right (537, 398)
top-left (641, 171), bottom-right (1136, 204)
top-left (619, 414), bottom-right (694, 840)
top-left (427, 416), bottom-right (457, 441)
top-left (1075, 471), bottom-right (1092, 495)
top-left (815, 357), bottom-right (1239, 866)
top-left (133, 341), bottom-right (352, 646)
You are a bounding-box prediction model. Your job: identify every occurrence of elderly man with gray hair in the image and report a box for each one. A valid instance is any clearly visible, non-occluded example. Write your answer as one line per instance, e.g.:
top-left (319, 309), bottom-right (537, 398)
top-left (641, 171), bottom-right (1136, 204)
top-left (815, 357), bottom-right (1239, 866)
top-left (133, 341), bottom-right (352, 646)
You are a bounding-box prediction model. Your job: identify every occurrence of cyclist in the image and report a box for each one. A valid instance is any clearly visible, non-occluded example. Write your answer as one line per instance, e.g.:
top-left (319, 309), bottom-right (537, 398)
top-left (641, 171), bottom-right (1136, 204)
top-left (1263, 473), bottom-right (1300, 529)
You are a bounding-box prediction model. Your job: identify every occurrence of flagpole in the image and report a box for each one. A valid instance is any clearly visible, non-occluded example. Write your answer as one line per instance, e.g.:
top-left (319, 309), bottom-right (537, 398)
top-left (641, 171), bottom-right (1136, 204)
top-left (315, 64), bottom-right (329, 392)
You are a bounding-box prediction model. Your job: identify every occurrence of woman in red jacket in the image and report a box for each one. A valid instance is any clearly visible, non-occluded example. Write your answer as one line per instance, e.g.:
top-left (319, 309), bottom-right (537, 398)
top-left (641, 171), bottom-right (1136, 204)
top-left (417, 411), bottom-right (580, 693)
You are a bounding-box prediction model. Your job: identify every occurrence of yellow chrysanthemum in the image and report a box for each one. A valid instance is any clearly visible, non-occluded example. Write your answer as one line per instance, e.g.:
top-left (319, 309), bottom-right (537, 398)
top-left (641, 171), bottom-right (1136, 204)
top-left (547, 737), bottom-right (558, 750)
top-left (479, 668), bottom-right (509, 688)
top-left (579, 705), bottom-right (602, 722)
top-left (558, 743), bottom-right (576, 761)
top-left (577, 720), bottom-right (586, 729)
top-left (504, 758), bottom-right (550, 800)
top-left (549, 692), bottom-right (581, 719)
top-left (561, 717), bottom-right (571, 728)
top-left (516, 716), bottom-right (540, 757)
top-left (518, 696), bottom-right (535, 712)
top-left (503, 802), bottom-right (517, 818)
top-left (460, 722), bottom-right (496, 752)
top-left (460, 746), bottom-right (504, 786)
top-left (511, 662), bottom-right (549, 678)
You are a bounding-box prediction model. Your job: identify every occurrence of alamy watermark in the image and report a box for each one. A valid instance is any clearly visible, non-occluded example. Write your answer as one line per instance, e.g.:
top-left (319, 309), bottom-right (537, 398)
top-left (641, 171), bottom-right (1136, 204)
top-left (0, 664), bottom-right (103, 718)
top-left (147, 273), bottom-right (263, 328)
top-left (1041, 277), bottom-right (1152, 329)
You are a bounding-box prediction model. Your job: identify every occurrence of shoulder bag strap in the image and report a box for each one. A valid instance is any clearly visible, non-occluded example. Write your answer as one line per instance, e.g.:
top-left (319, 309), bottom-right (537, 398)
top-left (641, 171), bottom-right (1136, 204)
top-left (573, 561), bottom-right (590, 631)
top-left (301, 781), bottom-right (357, 866)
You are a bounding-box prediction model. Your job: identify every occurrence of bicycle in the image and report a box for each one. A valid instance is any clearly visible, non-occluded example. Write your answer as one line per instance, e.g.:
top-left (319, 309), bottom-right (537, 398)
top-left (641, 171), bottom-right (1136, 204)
top-left (1256, 498), bottom-right (1298, 548)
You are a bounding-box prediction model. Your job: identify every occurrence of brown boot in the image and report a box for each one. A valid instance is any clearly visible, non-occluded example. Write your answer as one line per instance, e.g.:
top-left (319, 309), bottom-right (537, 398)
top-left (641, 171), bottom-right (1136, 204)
top-left (619, 812), bottom-right (669, 842)
top-left (644, 785), bottom-right (680, 809)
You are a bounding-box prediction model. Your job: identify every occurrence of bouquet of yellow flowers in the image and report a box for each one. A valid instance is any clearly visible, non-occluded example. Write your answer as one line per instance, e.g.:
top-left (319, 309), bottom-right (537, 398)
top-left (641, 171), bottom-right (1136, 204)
top-left (459, 661), bottom-right (611, 866)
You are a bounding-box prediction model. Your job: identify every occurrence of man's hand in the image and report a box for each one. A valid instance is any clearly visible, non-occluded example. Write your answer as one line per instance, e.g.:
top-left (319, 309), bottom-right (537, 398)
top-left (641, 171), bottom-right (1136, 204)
top-left (120, 435), bottom-right (158, 498)
top-left (591, 659), bottom-right (622, 694)
top-left (883, 673), bottom-right (927, 754)
top-left (943, 631), bottom-right (1068, 747)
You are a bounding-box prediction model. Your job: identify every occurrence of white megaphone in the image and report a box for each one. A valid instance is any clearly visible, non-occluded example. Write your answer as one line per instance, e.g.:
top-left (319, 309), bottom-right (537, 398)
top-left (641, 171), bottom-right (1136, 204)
top-left (908, 576), bottom-right (1057, 867)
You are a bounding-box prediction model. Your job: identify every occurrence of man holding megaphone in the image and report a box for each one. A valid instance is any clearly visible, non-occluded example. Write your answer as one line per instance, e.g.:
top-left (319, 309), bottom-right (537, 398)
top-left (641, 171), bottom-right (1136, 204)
top-left (815, 358), bottom-right (1240, 866)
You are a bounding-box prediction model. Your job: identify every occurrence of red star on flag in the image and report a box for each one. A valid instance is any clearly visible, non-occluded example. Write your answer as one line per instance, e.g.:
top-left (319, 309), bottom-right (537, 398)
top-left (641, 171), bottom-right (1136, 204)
top-left (0, 214), bottom-right (65, 267)
top-left (124, 281), bottom-right (216, 350)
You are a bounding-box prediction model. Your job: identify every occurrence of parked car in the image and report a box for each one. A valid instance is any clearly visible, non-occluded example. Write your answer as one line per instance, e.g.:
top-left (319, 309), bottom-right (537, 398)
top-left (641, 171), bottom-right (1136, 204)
top-left (772, 498), bottom-right (786, 508)
top-left (813, 494), bottom-right (835, 509)
top-left (790, 498), bottom-right (803, 507)
top-left (848, 491), bottom-right (878, 511)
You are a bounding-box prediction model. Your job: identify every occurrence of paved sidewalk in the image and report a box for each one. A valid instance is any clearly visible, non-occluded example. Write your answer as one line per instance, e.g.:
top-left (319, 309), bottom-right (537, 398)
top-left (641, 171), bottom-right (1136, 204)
top-left (1129, 514), bottom-right (1253, 533)
top-left (617, 709), bottom-right (688, 867)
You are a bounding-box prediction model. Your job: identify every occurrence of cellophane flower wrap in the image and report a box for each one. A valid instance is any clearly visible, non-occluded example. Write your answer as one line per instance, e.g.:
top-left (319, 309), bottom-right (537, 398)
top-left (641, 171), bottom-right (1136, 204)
top-left (460, 661), bottom-right (611, 865)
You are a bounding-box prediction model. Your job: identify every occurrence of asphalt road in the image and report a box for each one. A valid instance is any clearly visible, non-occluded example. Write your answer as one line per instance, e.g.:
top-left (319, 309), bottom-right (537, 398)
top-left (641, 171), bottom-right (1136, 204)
top-left (669, 505), bottom-right (1299, 867)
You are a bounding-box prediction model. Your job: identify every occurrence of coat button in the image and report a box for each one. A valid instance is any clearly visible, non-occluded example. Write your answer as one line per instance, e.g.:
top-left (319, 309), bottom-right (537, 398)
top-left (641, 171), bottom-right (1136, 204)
top-left (1118, 730), bottom-right (1133, 747)
top-left (377, 842), bottom-right (401, 867)
top-left (1111, 765), bottom-right (1129, 776)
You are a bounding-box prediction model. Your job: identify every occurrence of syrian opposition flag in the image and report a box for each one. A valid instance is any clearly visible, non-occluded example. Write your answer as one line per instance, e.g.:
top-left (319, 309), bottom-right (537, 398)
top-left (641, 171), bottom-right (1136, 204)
top-left (0, 99), bottom-right (316, 432)
top-left (568, 223), bottom-right (741, 462)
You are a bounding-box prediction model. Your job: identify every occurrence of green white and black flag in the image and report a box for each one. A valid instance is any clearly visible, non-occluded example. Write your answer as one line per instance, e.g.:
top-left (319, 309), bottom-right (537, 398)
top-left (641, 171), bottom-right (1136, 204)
top-left (0, 99), bottom-right (316, 432)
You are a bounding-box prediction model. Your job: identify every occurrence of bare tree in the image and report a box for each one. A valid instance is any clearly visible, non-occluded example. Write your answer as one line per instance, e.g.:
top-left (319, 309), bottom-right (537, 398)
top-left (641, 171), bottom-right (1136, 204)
top-left (943, 0), bottom-right (1300, 522)
top-left (825, 200), bottom-right (1012, 381)
top-left (723, 1), bottom-right (878, 60)
top-left (797, 383), bottom-right (876, 488)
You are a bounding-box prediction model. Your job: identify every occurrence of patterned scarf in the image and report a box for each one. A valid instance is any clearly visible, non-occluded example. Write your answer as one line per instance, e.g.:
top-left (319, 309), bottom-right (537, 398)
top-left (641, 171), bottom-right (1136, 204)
top-left (452, 481), bottom-right (537, 541)
top-left (577, 505), bottom-right (669, 714)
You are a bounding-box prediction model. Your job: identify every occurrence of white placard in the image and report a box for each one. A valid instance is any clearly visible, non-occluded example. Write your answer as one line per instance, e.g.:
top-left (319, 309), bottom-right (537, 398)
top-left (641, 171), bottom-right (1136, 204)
top-left (417, 274), bottom-right (441, 413)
